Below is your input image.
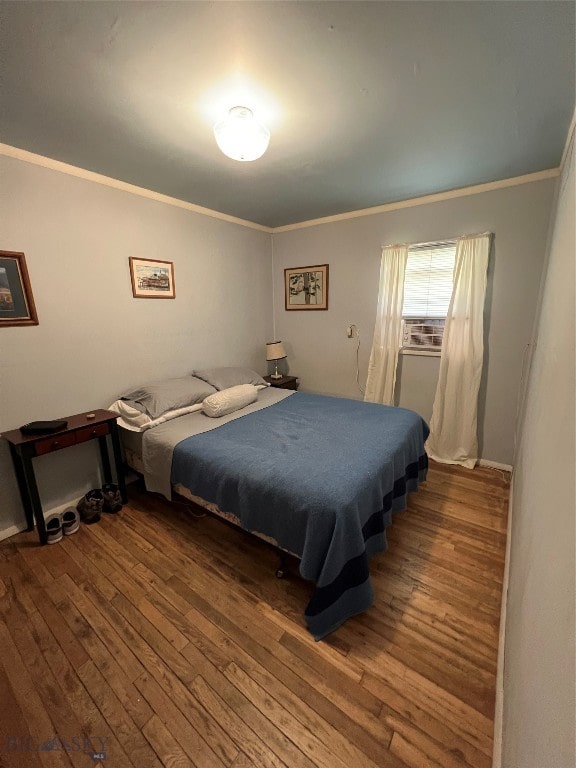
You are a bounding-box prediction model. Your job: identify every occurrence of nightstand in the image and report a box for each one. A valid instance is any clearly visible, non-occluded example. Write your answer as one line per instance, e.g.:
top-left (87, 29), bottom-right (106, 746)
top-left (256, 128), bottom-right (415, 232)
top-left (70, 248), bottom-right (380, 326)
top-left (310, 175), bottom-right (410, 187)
top-left (264, 375), bottom-right (299, 390)
top-left (2, 410), bottom-right (126, 545)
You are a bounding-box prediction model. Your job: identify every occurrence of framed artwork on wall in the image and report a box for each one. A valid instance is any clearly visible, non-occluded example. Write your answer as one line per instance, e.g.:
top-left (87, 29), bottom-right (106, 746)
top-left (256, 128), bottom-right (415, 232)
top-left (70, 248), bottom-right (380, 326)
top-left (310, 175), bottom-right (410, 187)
top-left (129, 257), bottom-right (175, 299)
top-left (0, 251), bottom-right (39, 327)
top-left (284, 264), bottom-right (329, 310)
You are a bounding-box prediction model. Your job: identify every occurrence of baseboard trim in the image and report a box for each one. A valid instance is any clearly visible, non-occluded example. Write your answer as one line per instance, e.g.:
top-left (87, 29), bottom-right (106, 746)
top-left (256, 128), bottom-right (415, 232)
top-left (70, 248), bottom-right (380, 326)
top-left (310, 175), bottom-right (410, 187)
top-left (0, 501), bottom-right (80, 543)
top-left (492, 476), bottom-right (514, 767)
top-left (478, 458), bottom-right (513, 472)
top-left (0, 523), bottom-right (27, 542)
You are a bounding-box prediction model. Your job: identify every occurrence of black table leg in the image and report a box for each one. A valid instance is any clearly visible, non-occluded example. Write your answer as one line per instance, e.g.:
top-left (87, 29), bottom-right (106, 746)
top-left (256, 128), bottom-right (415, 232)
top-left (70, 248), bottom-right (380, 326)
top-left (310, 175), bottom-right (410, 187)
top-left (9, 444), bottom-right (35, 531)
top-left (98, 435), bottom-right (113, 484)
top-left (109, 423), bottom-right (127, 503)
top-left (19, 453), bottom-right (48, 544)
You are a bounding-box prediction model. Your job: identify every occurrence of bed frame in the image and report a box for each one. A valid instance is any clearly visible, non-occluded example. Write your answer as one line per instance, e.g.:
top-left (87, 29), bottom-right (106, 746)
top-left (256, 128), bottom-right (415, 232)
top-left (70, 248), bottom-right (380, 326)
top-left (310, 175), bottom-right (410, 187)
top-left (123, 444), bottom-right (298, 577)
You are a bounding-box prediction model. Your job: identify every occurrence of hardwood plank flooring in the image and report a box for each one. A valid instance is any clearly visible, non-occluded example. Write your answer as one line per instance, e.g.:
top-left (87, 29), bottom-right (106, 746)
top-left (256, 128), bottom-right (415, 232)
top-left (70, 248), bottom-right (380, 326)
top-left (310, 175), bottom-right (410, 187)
top-left (0, 461), bottom-right (509, 767)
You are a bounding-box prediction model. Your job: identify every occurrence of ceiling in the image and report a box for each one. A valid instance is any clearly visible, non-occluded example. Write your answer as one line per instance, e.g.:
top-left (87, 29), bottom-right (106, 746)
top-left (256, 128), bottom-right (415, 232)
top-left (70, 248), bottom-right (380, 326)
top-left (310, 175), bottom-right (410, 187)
top-left (1, 2), bottom-right (574, 228)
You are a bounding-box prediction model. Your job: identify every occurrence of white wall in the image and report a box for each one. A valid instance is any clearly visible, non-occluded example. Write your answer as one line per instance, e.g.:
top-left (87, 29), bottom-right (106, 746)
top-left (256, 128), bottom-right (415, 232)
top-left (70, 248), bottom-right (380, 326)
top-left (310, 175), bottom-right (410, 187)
top-left (501, 141), bottom-right (575, 767)
top-left (0, 155), bottom-right (272, 536)
top-left (272, 178), bottom-right (556, 465)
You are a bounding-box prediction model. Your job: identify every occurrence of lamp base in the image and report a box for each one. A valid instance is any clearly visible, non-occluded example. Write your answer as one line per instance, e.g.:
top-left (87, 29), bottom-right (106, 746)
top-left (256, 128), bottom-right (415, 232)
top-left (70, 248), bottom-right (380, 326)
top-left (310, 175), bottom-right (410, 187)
top-left (269, 372), bottom-right (283, 379)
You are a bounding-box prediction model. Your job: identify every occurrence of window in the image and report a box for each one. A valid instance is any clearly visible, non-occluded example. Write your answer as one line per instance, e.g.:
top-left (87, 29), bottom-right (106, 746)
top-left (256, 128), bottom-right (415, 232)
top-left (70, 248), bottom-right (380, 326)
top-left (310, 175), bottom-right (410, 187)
top-left (401, 240), bottom-right (456, 353)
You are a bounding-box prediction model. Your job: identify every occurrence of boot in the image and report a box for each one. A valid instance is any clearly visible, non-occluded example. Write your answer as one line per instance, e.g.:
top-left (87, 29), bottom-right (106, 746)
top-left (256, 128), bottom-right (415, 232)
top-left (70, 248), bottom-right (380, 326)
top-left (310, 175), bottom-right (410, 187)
top-left (102, 483), bottom-right (122, 514)
top-left (76, 489), bottom-right (104, 524)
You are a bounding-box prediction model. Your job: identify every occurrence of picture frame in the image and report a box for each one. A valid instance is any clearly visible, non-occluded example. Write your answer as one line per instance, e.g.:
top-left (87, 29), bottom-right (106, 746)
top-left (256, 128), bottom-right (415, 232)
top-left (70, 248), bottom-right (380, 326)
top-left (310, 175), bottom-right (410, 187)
top-left (0, 251), bottom-right (39, 327)
top-left (129, 257), bottom-right (175, 299)
top-left (284, 264), bottom-right (329, 310)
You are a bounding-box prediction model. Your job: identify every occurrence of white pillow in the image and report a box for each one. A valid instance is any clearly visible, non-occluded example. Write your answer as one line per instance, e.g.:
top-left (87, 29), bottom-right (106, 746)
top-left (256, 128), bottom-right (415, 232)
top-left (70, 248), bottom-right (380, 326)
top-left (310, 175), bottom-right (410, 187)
top-left (108, 399), bottom-right (202, 432)
top-left (202, 384), bottom-right (258, 418)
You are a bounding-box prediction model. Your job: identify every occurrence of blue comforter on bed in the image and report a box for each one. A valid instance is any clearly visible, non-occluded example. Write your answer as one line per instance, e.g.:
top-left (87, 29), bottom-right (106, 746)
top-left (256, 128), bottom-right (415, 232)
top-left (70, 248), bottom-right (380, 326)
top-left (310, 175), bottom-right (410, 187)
top-left (171, 392), bottom-right (428, 639)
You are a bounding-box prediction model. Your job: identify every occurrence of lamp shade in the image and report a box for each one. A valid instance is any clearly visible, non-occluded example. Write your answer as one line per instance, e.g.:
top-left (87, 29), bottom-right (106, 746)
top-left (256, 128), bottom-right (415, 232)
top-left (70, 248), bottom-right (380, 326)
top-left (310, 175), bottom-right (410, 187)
top-left (266, 341), bottom-right (287, 361)
top-left (214, 106), bottom-right (270, 162)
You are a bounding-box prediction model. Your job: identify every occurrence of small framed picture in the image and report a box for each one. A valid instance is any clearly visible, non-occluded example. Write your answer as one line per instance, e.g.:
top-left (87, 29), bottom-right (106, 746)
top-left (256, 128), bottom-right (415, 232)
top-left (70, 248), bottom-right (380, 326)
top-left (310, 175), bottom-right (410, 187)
top-left (284, 264), bottom-right (329, 310)
top-left (0, 251), bottom-right (39, 327)
top-left (129, 257), bottom-right (175, 299)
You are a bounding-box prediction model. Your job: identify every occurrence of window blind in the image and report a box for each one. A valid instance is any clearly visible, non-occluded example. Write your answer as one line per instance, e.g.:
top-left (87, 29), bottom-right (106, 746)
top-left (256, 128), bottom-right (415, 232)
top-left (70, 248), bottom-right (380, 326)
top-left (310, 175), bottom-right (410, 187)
top-left (402, 241), bottom-right (457, 318)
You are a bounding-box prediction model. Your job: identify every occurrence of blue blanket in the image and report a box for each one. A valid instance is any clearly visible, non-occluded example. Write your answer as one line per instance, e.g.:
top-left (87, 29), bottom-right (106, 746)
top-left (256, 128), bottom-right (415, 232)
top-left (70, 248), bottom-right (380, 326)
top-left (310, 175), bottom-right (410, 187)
top-left (171, 392), bottom-right (428, 639)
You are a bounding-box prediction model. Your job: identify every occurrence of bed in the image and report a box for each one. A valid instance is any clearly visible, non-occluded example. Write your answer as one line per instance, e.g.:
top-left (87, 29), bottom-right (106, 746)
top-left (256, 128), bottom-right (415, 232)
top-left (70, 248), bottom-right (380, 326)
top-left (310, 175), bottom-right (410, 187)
top-left (112, 368), bottom-right (429, 639)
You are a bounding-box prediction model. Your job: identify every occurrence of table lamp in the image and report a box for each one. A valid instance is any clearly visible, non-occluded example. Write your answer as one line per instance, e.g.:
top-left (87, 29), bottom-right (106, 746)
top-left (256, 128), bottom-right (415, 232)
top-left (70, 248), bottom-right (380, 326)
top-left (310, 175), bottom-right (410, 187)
top-left (266, 341), bottom-right (287, 379)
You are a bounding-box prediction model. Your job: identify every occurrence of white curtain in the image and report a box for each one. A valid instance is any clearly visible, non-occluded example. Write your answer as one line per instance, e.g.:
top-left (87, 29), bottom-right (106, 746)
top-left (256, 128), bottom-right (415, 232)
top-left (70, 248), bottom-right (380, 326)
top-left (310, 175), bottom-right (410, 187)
top-left (365, 244), bottom-right (408, 405)
top-left (426, 233), bottom-right (490, 468)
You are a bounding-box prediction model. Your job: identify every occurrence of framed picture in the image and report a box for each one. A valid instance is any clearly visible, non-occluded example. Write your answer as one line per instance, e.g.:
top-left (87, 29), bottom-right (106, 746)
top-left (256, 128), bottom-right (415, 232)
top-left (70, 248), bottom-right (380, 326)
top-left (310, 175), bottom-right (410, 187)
top-left (129, 257), bottom-right (175, 299)
top-left (0, 251), bottom-right (39, 327)
top-left (284, 264), bottom-right (329, 310)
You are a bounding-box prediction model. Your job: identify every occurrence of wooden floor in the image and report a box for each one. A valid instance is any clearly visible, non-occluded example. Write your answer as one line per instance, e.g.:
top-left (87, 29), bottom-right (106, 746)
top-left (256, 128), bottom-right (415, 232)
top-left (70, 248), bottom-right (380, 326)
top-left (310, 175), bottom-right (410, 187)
top-left (0, 461), bottom-right (509, 768)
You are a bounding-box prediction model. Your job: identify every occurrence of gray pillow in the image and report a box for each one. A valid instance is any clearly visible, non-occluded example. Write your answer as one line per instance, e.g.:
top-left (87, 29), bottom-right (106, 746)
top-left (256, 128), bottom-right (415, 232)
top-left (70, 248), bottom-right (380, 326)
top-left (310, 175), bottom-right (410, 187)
top-left (193, 366), bottom-right (268, 391)
top-left (120, 376), bottom-right (217, 419)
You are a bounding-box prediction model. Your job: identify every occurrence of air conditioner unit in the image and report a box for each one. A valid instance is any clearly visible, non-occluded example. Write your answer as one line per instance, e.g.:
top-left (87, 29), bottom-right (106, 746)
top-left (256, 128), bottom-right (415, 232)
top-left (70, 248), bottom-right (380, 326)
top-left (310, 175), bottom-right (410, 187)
top-left (402, 318), bottom-right (445, 350)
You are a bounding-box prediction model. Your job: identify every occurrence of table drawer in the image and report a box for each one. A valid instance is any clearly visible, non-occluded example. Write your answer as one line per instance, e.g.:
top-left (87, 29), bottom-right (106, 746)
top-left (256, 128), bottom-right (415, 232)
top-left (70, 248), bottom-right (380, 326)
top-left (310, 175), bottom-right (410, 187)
top-left (76, 422), bottom-right (110, 444)
top-left (34, 431), bottom-right (76, 456)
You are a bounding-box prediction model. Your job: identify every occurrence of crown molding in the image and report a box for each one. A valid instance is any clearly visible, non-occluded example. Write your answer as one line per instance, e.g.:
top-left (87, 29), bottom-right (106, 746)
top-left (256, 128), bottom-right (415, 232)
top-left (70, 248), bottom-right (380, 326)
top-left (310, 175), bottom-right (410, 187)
top-left (0, 143), bottom-right (273, 234)
top-left (1, 142), bottom-right (562, 235)
top-left (272, 168), bottom-right (560, 233)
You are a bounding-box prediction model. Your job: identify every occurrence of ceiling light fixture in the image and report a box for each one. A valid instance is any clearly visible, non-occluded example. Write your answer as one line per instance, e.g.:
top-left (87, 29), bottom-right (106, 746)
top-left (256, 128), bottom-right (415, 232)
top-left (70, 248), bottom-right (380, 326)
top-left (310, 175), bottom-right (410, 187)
top-left (213, 106), bottom-right (270, 162)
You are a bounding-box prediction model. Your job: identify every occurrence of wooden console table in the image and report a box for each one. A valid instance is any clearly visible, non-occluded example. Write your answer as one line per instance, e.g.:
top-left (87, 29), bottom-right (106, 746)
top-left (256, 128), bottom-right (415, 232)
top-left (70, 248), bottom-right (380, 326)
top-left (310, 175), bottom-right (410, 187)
top-left (2, 409), bottom-right (126, 544)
